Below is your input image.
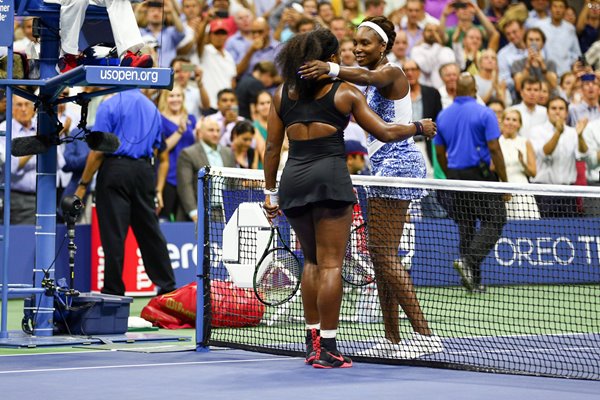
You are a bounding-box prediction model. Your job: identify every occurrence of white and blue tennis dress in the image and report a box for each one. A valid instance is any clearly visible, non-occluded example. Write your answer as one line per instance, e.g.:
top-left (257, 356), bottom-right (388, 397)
top-left (365, 64), bottom-right (427, 200)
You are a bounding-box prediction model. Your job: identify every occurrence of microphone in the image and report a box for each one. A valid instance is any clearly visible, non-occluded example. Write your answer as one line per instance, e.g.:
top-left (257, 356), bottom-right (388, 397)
top-left (84, 131), bottom-right (121, 153)
top-left (11, 135), bottom-right (52, 157)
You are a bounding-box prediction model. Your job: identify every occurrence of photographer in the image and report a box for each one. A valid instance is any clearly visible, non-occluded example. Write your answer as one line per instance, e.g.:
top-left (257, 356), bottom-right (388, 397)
top-left (138, 0), bottom-right (186, 68)
top-left (203, 89), bottom-right (245, 147)
top-left (511, 27), bottom-right (558, 95)
top-left (274, 3), bottom-right (303, 42)
top-left (439, 0), bottom-right (500, 52)
top-left (171, 57), bottom-right (210, 121)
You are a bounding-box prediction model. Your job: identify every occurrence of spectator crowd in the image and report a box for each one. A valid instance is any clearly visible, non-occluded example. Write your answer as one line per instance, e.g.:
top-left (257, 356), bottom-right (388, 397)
top-left (2, 0), bottom-right (600, 223)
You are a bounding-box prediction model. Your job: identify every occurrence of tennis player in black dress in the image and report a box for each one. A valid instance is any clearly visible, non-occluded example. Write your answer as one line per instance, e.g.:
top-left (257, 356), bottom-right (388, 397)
top-left (263, 29), bottom-right (436, 368)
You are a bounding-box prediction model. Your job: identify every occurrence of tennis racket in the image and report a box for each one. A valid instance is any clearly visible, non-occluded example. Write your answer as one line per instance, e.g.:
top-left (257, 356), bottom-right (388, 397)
top-left (253, 219), bottom-right (302, 306)
top-left (342, 223), bottom-right (376, 286)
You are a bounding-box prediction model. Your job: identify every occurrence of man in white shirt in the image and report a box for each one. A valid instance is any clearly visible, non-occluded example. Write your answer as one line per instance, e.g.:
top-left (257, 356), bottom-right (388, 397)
top-left (526, 0), bottom-right (551, 28)
top-left (438, 62), bottom-right (461, 109)
top-left (176, 0), bottom-right (204, 65)
top-left (225, 8), bottom-right (255, 64)
top-left (197, 19), bottom-right (238, 111)
top-left (581, 118), bottom-right (600, 215)
top-left (532, 0), bottom-right (581, 76)
top-left (509, 77), bottom-right (548, 138)
top-left (399, 0), bottom-right (440, 56)
top-left (497, 19), bottom-right (529, 98)
top-left (13, 17), bottom-right (40, 61)
top-left (568, 73), bottom-right (600, 125)
top-left (0, 97), bottom-right (63, 224)
top-left (438, 62), bottom-right (485, 108)
top-left (529, 97), bottom-right (589, 217)
top-left (411, 23), bottom-right (456, 89)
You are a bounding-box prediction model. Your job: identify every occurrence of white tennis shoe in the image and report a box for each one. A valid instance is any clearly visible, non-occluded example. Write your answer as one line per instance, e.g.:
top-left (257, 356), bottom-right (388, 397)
top-left (358, 338), bottom-right (402, 357)
top-left (394, 332), bottom-right (444, 359)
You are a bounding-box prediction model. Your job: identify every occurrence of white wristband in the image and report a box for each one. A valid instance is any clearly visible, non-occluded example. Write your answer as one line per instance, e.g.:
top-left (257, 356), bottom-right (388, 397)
top-left (327, 62), bottom-right (340, 78)
top-left (264, 189), bottom-right (279, 207)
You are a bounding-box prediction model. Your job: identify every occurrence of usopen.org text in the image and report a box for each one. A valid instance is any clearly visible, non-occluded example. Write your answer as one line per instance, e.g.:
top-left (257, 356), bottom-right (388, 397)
top-left (98, 69), bottom-right (159, 84)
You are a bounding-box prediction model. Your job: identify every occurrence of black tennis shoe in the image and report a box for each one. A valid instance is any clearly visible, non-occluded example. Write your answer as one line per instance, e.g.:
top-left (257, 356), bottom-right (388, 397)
top-left (312, 346), bottom-right (353, 369)
top-left (305, 328), bottom-right (319, 365)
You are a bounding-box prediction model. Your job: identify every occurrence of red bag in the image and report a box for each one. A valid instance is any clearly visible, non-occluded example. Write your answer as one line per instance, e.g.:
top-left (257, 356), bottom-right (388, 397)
top-left (141, 281), bottom-right (265, 329)
top-left (141, 303), bottom-right (193, 329)
top-left (211, 280), bottom-right (265, 328)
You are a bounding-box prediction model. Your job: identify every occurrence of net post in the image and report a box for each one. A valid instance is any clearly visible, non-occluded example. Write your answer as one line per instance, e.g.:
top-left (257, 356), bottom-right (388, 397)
top-left (195, 166), bottom-right (210, 352)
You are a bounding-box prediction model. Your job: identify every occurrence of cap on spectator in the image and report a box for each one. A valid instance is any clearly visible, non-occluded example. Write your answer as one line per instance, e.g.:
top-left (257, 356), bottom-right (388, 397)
top-left (210, 19), bottom-right (231, 34)
top-left (581, 73), bottom-right (596, 82)
top-left (345, 140), bottom-right (368, 156)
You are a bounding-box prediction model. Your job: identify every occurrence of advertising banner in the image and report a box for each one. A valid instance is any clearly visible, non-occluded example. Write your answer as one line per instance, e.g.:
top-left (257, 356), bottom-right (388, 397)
top-left (0, 0), bottom-right (14, 47)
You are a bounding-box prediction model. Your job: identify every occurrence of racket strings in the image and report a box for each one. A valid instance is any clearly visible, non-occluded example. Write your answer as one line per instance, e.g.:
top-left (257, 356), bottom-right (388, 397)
top-left (342, 224), bottom-right (375, 286)
top-left (255, 248), bottom-right (301, 305)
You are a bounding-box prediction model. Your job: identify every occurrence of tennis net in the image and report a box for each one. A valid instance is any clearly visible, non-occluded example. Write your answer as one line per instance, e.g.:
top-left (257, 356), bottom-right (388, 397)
top-left (196, 166), bottom-right (600, 380)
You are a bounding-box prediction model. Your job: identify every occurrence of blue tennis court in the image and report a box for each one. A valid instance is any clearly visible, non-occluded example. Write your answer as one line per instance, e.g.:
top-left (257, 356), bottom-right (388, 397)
top-left (1, 349), bottom-right (599, 400)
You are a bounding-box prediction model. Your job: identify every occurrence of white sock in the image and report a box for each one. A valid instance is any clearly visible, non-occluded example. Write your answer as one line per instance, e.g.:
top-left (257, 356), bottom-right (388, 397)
top-left (320, 329), bottom-right (337, 339)
top-left (306, 323), bottom-right (320, 330)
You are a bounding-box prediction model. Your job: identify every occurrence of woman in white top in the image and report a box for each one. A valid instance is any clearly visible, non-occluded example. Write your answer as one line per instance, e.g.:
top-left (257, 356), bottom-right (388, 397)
top-left (475, 49), bottom-right (512, 107)
top-left (498, 109), bottom-right (540, 219)
top-left (299, 16), bottom-right (441, 360)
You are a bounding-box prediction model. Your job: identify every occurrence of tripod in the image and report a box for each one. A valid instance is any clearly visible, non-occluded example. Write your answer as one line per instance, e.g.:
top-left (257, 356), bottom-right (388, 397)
top-left (60, 195), bottom-right (83, 296)
top-left (22, 195), bottom-right (84, 334)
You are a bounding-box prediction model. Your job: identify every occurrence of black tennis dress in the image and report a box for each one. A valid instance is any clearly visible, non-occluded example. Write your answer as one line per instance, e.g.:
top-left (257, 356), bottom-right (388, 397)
top-left (278, 80), bottom-right (356, 212)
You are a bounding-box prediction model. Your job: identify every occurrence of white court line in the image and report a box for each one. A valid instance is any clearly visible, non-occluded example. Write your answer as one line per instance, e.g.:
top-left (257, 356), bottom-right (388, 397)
top-left (0, 356), bottom-right (300, 375)
top-left (459, 332), bottom-right (600, 340)
top-left (0, 350), bottom-right (103, 358)
top-left (444, 346), bottom-right (600, 356)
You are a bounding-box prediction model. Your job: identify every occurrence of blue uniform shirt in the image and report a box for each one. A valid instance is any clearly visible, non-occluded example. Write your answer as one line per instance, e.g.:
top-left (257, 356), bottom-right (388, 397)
top-left (434, 96), bottom-right (501, 170)
top-left (94, 90), bottom-right (162, 159)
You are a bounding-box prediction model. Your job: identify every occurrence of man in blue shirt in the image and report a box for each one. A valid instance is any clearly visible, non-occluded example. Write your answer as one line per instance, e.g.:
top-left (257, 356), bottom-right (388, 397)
top-left (75, 89), bottom-right (176, 296)
top-left (235, 17), bottom-right (280, 79)
top-left (435, 73), bottom-right (508, 293)
top-left (0, 96), bottom-right (39, 224)
top-left (139, 0), bottom-right (186, 68)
